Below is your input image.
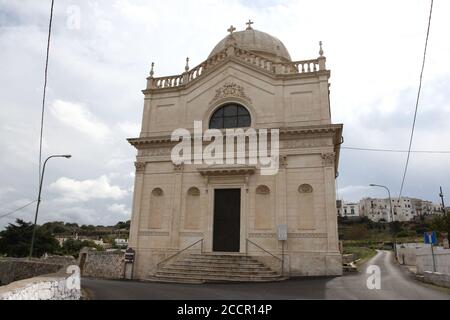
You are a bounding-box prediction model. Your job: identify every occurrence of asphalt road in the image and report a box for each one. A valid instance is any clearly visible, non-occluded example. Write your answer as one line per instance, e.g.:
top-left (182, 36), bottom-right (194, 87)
top-left (82, 250), bottom-right (450, 300)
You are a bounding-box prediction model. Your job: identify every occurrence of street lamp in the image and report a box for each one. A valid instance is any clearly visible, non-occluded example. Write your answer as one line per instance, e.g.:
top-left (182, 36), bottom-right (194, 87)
top-left (369, 184), bottom-right (397, 257)
top-left (29, 154), bottom-right (72, 259)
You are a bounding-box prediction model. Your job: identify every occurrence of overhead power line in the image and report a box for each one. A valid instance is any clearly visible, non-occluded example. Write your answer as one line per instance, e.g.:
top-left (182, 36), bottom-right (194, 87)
top-left (398, 0), bottom-right (434, 198)
top-left (38, 0), bottom-right (55, 185)
top-left (342, 146), bottom-right (450, 154)
top-left (0, 200), bottom-right (38, 220)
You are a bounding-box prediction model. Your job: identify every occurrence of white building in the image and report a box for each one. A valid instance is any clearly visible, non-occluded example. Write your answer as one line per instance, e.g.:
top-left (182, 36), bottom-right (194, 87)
top-left (114, 238), bottom-right (129, 248)
top-left (337, 200), bottom-right (360, 218)
top-left (359, 197), bottom-right (443, 222)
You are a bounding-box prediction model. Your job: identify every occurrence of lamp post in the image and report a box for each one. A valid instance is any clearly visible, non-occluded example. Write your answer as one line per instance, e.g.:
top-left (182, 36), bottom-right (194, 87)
top-left (369, 184), bottom-right (397, 257)
top-left (29, 154), bottom-right (71, 259)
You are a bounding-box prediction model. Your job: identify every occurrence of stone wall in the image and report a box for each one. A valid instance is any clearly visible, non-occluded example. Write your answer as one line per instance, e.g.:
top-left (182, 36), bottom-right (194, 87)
top-left (416, 248), bottom-right (450, 275)
top-left (79, 249), bottom-right (125, 279)
top-left (0, 269), bottom-right (80, 300)
top-left (421, 271), bottom-right (450, 288)
top-left (395, 243), bottom-right (450, 277)
top-left (396, 245), bottom-right (422, 266)
top-left (0, 258), bottom-right (66, 286)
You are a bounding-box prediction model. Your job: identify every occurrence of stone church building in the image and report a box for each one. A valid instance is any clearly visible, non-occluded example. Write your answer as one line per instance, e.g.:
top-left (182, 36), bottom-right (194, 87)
top-left (128, 22), bottom-right (343, 282)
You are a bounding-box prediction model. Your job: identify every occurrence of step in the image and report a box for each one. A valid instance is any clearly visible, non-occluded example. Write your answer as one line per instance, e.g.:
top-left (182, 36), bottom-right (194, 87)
top-left (151, 273), bottom-right (286, 283)
top-left (160, 266), bottom-right (277, 275)
top-left (156, 270), bottom-right (281, 279)
top-left (178, 257), bottom-right (264, 266)
top-left (148, 253), bottom-right (287, 284)
top-left (168, 263), bottom-right (273, 272)
top-left (146, 275), bottom-right (204, 284)
top-left (188, 254), bottom-right (258, 261)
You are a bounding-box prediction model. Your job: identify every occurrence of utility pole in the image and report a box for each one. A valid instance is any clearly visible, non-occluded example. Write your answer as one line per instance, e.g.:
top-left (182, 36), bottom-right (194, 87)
top-left (439, 186), bottom-right (446, 214)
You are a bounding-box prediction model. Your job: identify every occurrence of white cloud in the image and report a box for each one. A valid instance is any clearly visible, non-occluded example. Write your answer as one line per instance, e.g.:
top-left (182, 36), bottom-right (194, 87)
top-left (49, 175), bottom-right (128, 203)
top-left (105, 157), bottom-right (134, 169)
top-left (0, 187), bottom-right (16, 200)
top-left (50, 100), bottom-right (111, 141)
top-left (107, 203), bottom-right (131, 216)
top-left (338, 185), bottom-right (373, 202)
top-left (117, 121), bottom-right (140, 137)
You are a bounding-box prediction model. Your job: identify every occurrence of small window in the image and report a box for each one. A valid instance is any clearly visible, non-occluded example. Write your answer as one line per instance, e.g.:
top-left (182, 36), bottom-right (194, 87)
top-left (209, 103), bottom-right (251, 129)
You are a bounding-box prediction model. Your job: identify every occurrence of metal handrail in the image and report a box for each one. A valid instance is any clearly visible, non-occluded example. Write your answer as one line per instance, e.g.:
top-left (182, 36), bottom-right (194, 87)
top-left (157, 238), bottom-right (203, 268)
top-left (246, 238), bottom-right (282, 262)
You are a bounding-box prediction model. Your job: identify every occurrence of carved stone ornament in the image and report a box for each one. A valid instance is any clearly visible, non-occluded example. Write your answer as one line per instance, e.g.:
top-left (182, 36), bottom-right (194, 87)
top-left (134, 161), bottom-right (146, 173)
top-left (279, 155), bottom-right (288, 168)
top-left (256, 185), bottom-right (270, 195)
top-left (321, 152), bottom-right (335, 166)
top-left (173, 163), bottom-right (184, 172)
top-left (187, 187), bottom-right (200, 196)
top-left (298, 184), bottom-right (313, 193)
top-left (210, 82), bottom-right (252, 105)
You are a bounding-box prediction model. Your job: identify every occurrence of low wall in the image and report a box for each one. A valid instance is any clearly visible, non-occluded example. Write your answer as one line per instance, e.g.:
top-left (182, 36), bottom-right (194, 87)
top-left (79, 249), bottom-right (125, 279)
top-left (0, 269), bottom-right (80, 300)
top-left (421, 271), bottom-right (450, 288)
top-left (416, 248), bottom-right (450, 275)
top-left (396, 247), bottom-right (420, 266)
top-left (0, 258), bottom-right (65, 286)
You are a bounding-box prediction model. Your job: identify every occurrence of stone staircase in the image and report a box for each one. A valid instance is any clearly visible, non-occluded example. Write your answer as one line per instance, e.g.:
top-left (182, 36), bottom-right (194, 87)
top-left (147, 253), bottom-right (285, 284)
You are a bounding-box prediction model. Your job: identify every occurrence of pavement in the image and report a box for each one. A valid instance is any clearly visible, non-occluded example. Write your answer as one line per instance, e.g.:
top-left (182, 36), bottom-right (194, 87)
top-left (82, 250), bottom-right (450, 300)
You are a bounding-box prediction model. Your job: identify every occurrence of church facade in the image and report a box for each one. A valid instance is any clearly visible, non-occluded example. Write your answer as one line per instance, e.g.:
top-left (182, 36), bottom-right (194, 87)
top-left (128, 22), bottom-right (343, 281)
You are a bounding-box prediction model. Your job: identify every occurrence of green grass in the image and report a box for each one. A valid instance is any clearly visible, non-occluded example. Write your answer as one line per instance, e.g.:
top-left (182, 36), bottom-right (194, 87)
top-left (343, 246), bottom-right (377, 264)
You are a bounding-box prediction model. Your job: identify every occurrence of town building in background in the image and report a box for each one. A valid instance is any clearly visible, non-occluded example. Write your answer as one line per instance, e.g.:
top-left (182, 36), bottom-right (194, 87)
top-left (336, 200), bottom-right (360, 218)
top-left (357, 197), bottom-right (443, 222)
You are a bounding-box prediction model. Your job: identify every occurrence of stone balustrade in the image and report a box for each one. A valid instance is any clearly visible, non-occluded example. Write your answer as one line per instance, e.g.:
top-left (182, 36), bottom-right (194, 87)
top-left (147, 46), bottom-right (325, 90)
top-left (152, 74), bottom-right (184, 89)
top-left (235, 48), bottom-right (274, 72)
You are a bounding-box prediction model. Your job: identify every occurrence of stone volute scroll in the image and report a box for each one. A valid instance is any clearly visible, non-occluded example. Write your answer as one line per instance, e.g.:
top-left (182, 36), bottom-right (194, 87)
top-left (173, 163), bottom-right (184, 172)
top-left (134, 161), bottom-right (146, 173)
top-left (279, 155), bottom-right (288, 169)
top-left (210, 82), bottom-right (252, 106)
top-left (321, 152), bottom-right (335, 166)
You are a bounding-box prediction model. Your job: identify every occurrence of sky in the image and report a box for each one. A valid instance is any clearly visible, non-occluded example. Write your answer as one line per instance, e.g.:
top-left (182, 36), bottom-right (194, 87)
top-left (0, 0), bottom-right (449, 229)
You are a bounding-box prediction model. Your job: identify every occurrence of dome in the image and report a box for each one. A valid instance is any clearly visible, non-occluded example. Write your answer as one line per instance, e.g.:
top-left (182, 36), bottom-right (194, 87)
top-left (208, 28), bottom-right (292, 62)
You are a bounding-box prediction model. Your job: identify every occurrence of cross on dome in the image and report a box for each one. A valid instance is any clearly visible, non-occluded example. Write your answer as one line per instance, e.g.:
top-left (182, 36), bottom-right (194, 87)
top-left (245, 19), bottom-right (254, 30)
top-left (227, 25), bottom-right (236, 35)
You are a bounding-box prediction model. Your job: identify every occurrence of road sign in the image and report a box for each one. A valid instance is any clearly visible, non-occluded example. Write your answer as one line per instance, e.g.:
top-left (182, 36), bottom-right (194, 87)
top-left (424, 231), bottom-right (437, 245)
top-left (124, 247), bottom-right (135, 263)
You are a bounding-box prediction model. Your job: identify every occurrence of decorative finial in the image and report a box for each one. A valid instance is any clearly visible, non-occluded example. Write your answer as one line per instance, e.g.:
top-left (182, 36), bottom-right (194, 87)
top-left (245, 19), bottom-right (254, 30)
top-left (227, 25), bottom-right (236, 35)
top-left (149, 62), bottom-right (155, 77)
top-left (185, 57), bottom-right (189, 72)
top-left (319, 41), bottom-right (324, 57)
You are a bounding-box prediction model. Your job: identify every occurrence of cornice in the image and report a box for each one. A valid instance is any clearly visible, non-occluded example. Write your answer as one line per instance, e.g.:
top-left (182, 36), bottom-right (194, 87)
top-left (128, 124), bottom-right (343, 147)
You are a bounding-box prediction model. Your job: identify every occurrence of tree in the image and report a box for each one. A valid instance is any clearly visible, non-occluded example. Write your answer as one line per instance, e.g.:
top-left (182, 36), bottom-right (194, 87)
top-left (115, 220), bottom-right (131, 230)
top-left (41, 221), bottom-right (68, 234)
top-left (0, 219), bottom-right (60, 257)
top-left (432, 212), bottom-right (450, 242)
top-left (60, 239), bottom-right (102, 258)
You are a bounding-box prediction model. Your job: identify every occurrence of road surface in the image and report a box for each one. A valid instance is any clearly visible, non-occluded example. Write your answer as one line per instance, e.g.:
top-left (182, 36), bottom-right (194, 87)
top-left (82, 250), bottom-right (450, 299)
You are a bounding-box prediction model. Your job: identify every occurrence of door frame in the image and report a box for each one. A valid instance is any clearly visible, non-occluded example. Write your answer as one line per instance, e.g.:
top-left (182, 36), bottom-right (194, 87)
top-left (206, 184), bottom-right (247, 254)
top-left (212, 188), bottom-right (241, 253)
